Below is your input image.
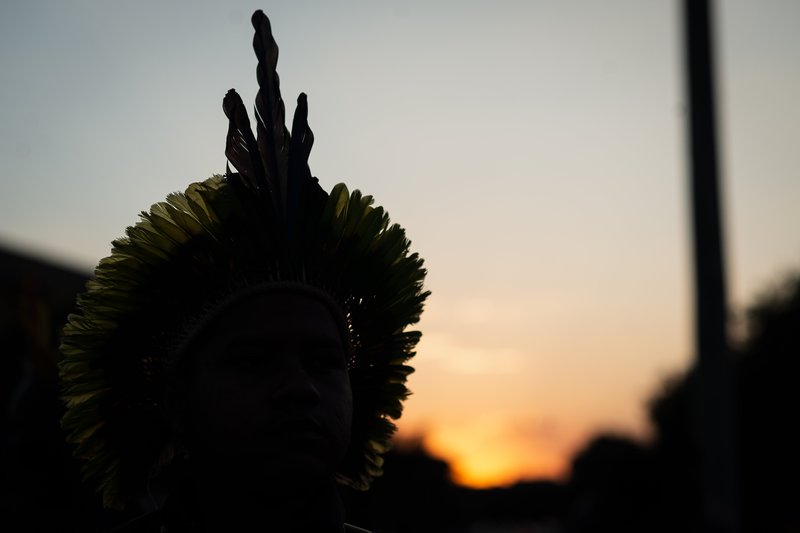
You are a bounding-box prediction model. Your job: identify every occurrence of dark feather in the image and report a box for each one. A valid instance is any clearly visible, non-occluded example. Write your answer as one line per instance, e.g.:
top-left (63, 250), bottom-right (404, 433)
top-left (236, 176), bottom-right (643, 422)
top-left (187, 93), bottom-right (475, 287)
top-left (251, 10), bottom-right (290, 215)
top-left (287, 93), bottom-right (324, 255)
top-left (222, 89), bottom-right (266, 194)
top-left (289, 92), bottom-right (314, 184)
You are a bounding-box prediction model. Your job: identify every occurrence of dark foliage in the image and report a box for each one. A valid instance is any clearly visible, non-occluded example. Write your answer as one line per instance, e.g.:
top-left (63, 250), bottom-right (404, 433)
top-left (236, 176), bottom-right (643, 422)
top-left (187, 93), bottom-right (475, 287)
top-left (646, 273), bottom-right (800, 532)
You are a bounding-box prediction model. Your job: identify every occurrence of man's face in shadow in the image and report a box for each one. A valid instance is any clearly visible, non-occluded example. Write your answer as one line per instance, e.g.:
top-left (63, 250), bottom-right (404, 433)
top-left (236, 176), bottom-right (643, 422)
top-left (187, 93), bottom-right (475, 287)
top-left (177, 290), bottom-right (353, 485)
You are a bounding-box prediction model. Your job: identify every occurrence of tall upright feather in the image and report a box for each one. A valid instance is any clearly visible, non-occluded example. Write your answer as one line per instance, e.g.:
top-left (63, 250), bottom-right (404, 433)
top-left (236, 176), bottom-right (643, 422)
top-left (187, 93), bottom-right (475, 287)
top-left (286, 93), bottom-right (318, 257)
top-left (252, 10), bottom-right (290, 215)
top-left (222, 89), bottom-right (266, 194)
top-left (289, 93), bottom-right (314, 185)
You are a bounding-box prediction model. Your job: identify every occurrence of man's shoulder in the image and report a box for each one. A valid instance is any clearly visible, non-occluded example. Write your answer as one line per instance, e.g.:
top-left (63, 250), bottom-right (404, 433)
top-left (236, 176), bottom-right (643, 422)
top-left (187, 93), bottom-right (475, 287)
top-left (344, 524), bottom-right (372, 533)
top-left (106, 511), bottom-right (373, 532)
top-left (105, 509), bottom-right (165, 533)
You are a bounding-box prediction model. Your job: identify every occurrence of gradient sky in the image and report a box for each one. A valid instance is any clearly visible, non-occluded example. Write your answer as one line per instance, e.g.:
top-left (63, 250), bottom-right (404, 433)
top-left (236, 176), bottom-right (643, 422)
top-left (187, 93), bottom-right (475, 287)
top-left (2, 0), bottom-right (799, 488)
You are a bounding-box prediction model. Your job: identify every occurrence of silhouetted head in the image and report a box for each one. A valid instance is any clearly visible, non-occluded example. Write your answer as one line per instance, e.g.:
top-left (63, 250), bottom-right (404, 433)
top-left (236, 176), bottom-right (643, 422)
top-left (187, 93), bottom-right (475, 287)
top-left (58, 10), bottom-right (428, 511)
top-left (167, 288), bottom-right (353, 487)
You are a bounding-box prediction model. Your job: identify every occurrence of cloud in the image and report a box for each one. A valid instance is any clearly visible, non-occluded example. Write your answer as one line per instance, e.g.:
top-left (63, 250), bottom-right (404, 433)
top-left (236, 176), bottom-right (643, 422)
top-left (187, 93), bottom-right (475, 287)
top-left (416, 332), bottom-right (528, 375)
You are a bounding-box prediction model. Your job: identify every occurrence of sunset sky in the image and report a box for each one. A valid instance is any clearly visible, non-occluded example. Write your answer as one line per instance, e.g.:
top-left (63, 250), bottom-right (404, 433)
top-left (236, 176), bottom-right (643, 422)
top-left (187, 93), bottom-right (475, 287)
top-left (2, 0), bottom-right (799, 488)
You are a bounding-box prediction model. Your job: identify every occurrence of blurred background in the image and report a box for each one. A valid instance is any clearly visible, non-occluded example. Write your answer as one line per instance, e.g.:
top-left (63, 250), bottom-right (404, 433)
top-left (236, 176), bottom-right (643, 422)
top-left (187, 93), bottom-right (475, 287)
top-left (1, 0), bottom-right (798, 531)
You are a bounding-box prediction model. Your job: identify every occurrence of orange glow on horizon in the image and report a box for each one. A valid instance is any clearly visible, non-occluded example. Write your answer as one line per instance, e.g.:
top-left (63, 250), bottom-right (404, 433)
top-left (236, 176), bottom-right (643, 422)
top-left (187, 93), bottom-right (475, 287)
top-left (396, 416), bottom-right (578, 489)
top-left (444, 447), bottom-right (567, 489)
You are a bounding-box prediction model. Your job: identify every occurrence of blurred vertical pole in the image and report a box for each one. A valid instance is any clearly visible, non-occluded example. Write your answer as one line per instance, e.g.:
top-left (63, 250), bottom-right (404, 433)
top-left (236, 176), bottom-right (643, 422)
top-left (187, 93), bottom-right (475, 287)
top-left (682, 0), bottom-right (739, 531)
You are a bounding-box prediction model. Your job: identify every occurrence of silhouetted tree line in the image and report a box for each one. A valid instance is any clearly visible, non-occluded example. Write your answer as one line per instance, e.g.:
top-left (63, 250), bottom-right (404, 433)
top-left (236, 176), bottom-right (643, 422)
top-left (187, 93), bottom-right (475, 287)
top-left (348, 272), bottom-right (800, 532)
top-left (641, 271), bottom-right (800, 533)
top-left (2, 246), bottom-right (799, 532)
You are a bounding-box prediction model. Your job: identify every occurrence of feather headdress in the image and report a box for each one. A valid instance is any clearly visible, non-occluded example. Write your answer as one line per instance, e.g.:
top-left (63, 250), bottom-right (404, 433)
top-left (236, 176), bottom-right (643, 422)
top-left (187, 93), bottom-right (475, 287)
top-left (59, 10), bottom-right (428, 509)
